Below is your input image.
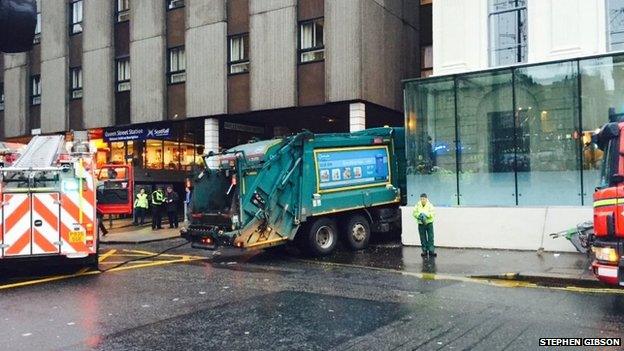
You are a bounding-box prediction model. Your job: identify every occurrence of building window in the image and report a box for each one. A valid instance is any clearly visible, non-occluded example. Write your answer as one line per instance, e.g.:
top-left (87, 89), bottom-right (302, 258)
top-left (117, 0), bottom-right (130, 22)
top-left (168, 47), bottom-right (186, 84)
top-left (70, 0), bottom-right (83, 35)
top-left (299, 18), bottom-right (324, 63)
top-left (228, 34), bottom-right (249, 74)
top-left (33, 11), bottom-right (41, 44)
top-left (607, 0), bottom-right (624, 51)
top-left (488, 0), bottom-right (527, 67)
top-left (31, 75), bottom-right (41, 106)
top-left (116, 57), bottom-right (131, 92)
top-left (70, 67), bottom-right (83, 99)
top-left (167, 0), bottom-right (184, 10)
top-left (0, 82), bottom-right (4, 111)
top-left (421, 45), bottom-right (433, 77)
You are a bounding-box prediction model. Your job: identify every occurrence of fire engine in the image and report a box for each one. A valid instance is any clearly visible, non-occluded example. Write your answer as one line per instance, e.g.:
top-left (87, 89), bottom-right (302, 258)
top-left (0, 133), bottom-right (98, 267)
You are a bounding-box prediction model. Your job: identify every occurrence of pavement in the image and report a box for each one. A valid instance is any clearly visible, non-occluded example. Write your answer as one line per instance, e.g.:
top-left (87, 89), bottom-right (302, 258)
top-left (0, 239), bottom-right (622, 351)
top-left (99, 225), bottom-right (181, 244)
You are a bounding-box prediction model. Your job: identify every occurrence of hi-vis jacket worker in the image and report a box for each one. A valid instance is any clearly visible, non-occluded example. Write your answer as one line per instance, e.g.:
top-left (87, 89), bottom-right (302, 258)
top-left (413, 193), bottom-right (436, 258)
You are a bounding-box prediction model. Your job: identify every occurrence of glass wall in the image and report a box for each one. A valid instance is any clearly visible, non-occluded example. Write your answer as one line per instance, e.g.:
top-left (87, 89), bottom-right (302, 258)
top-left (405, 77), bottom-right (457, 205)
top-left (405, 52), bottom-right (624, 207)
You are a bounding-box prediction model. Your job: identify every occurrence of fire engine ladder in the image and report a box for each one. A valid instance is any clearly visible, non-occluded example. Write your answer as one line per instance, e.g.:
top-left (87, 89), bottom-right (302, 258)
top-left (12, 135), bottom-right (65, 168)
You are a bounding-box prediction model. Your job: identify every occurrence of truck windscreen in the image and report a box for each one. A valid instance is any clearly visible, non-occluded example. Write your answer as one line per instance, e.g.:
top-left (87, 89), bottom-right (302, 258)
top-left (599, 137), bottom-right (619, 188)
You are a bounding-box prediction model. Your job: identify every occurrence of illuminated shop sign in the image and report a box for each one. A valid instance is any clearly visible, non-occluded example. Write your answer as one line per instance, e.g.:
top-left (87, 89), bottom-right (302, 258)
top-left (104, 124), bottom-right (172, 142)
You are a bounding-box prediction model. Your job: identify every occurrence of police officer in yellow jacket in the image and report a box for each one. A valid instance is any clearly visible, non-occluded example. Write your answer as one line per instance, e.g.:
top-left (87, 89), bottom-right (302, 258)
top-left (151, 187), bottom-right (165, 230)
top-left (413, 193), bottom-right (436, 258)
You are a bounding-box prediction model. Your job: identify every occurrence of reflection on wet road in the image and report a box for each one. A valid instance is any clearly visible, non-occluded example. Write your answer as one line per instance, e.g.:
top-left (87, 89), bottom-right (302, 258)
top-left (0, 239), bottom-right (622, 351)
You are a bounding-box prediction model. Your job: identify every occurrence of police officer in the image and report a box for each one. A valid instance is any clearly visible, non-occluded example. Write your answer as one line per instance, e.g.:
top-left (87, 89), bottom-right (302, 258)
top-left (133, 188), bottom-right (149, 225)
top-left (151, 186), bottom-right (165, 230)
top-left (413, 193), bottom-right (436, 258)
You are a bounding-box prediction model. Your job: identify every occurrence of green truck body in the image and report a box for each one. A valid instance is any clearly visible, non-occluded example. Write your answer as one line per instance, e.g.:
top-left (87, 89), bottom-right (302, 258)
top-left (182, 127), bottom-right (406, 255)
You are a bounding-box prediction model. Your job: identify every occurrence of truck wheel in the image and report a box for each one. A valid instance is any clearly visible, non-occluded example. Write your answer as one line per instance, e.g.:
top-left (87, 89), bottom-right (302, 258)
top-left (342, 214), bottom-right (371, 250)
top-left (305, 218), bottom-right (338, 256)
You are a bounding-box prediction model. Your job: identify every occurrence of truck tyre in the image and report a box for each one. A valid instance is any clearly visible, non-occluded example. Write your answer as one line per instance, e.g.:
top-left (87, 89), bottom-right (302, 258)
top-left (305, 217), bottom-right (338, 256)
top-left (342, 214), bottom-right (371, 250)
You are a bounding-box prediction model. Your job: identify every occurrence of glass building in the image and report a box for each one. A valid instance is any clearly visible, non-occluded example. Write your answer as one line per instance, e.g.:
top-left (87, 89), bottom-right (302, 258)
top-left (404, 53), bottom-right (624, 207)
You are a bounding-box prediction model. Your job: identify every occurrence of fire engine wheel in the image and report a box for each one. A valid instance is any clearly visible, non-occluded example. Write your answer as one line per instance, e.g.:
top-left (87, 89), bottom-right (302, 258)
top-left (305, 217), bottom-right (338, 257)
top-left (342, 214), bottom-right (371, 251)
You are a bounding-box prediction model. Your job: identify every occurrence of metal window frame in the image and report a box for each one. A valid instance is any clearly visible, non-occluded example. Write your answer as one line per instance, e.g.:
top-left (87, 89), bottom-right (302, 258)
top-left (606, 0), bottom-right (624, 51)
top-left (31, 75), bottom-right (41, 106)
top-left (69, 0), bottom-right (83, 35)
top-left (167, 46), bottom-right (186, 84)
top-left (166, 0), bottom-right (185, 11)
top-left (116, 57), bottom-right (131, 92)
top-left (227, 33), bottom-right (250, 75)
top-left (69, 67), bottom-right (83, 100)
top-left (487, 0), bottom-right (527, 67)
top-left (298, 17), bottom-right (325, 64)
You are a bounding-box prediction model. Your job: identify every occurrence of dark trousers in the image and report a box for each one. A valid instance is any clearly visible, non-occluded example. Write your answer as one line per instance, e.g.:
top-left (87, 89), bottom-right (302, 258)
top-left (418, 222), bottom-right (435, 253)
top-left (152, 206), bottom-right (162, 229)
top-left (134, 207), bottom-right (146, 225)
top-left (97, 212), bottom-right (108, 235)
top-left (167, 211), bottom-right (178, 228)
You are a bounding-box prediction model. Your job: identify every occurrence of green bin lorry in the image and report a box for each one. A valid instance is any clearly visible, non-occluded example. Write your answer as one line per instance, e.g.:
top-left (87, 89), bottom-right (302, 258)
top-left (181, 127), bottom-right (406, 256)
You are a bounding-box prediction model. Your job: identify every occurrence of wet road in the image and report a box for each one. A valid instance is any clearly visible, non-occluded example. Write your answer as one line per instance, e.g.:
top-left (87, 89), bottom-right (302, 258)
top-left (0, 239), bottom-right (623, 351)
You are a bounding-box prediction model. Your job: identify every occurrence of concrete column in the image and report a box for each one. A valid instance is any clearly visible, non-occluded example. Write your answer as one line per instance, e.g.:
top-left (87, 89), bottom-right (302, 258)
top-left (3, 54), bottom-right (29, 137)
top-left (185, 0), bottom-right (227, 117)
top-left (130, 0), bottom-right (166, 123)
top-left (204, 118), bottom-right (219, 167)
top-left (249, 0), bottom-right (297, 110)
top-left (83, 0), bottom-right (114, 128)
top-left (349, 102), bottom-right (365, 132)
top-left (40, 0), bottom-right (69, 133)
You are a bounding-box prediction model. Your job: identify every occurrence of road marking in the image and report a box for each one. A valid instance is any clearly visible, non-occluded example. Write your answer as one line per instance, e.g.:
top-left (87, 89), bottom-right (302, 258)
top-left (0, 249), bottom-right (207, 291)
top-left (301, 259), bottom-right (624, 295)
top-left (99, 249), bottom-right (117, 262)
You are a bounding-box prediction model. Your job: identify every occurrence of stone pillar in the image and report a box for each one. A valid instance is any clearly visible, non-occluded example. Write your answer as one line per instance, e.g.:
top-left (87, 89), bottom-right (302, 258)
top-left (349, 102), bottom-right (365, 132)
top-left (204, 118), bottom-right (219, 167)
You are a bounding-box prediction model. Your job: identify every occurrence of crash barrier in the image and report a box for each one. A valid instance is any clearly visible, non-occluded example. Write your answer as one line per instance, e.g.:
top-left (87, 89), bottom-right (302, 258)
top-left (401, 206), bottom-right (592, 252)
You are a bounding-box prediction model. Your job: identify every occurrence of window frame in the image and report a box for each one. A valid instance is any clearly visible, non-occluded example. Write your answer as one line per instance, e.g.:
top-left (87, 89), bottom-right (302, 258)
top-left (298, 17), bottom-right (325, 64)
top-left (116, 57), bottom-right (131, 92)
top-left (116, 0), bottom-right (130, 23)
top-left (228, 33), bottom-right (250, 75)
top-left (31, 75), bottom-right (41, 106)
top-left (166, 0), bottom-right (185, 10)
top-left (167, 46), bottom-right (186, 84)
top-left (70, 67), bottom-right (83, 100)
top-left (33, 11), bottom-right (41, 44)
top-left (69, 0), bottom-right (83, 35)
top-left (487, 0), bottom-right (527, 67)
top-left (0, 81), bottom-right (4, 111)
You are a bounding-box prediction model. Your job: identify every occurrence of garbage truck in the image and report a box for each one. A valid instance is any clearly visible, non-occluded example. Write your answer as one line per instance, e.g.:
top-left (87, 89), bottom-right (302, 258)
top-left (181, 127), bottom-right (406, 256)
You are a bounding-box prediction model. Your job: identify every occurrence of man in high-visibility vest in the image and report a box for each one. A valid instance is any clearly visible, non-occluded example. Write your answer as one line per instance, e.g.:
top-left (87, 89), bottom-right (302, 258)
top-left (133, 188), bottom-right (149, 226)
top-left (151, 186), bottom-right (165, 230)
top-left (413, 193), bottom-right (436, 258)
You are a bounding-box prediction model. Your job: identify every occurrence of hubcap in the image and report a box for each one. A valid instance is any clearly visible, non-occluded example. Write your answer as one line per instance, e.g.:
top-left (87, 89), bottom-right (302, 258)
top-left (352, 223), bottom-right (367, 242)
top-left (315, 225), bottom-right (334, 249)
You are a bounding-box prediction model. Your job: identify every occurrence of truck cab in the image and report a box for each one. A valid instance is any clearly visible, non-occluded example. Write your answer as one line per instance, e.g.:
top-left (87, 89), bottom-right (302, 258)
top-left (592, 122), bottom-right (624, 286)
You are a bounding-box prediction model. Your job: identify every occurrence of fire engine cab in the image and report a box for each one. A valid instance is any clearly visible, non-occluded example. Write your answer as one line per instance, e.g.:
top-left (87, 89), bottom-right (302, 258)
top-left (0, 133), bottom-right (98, 267)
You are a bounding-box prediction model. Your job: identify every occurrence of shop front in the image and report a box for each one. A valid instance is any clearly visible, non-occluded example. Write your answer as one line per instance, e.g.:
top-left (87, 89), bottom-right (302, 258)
top-left (89, 118), bottom-right (205, 189)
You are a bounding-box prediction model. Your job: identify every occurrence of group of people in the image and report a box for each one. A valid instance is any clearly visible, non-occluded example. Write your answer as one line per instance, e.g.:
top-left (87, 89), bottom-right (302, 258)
top-left (133, 186), bottom-right (182, 229)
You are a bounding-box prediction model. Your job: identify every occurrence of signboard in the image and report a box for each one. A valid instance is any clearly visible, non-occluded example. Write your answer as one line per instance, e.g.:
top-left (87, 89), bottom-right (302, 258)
top-left (314, 146), bottom-right (390, 192)
top-left (104, 125), bottom-right (172, 142)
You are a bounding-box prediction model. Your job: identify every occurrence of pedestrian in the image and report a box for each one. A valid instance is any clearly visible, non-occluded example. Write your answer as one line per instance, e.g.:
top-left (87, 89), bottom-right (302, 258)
top-left (184, 186), bottom-right (192, 223)
top-left (413, 193), bottom-right (436, 258)
top-left (97, 209), bottom-right (108, 236)
top-left (165, 185), bottom-right (180, 228)
top-left (151, 186), bottom-right (165, 230)
top-left (133, 187), bottom-right (149, 225)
